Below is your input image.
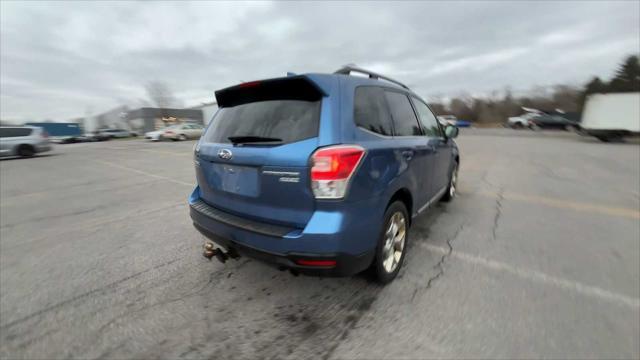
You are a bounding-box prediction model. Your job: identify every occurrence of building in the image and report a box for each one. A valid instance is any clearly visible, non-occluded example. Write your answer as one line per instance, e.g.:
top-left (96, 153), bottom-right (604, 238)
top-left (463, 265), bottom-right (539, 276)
top-left (189, 101), bottom-right (218, 125)
top-left (89, 105), bottom-right (129, 132)
top-left (126, 107), bottom-right (204, 134)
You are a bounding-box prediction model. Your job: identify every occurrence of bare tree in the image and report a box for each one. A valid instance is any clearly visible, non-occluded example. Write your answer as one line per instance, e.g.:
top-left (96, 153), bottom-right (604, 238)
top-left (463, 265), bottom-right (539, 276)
top-left (450, 98), bottom-right (474, 120)
top-left (145, 81), bottom-right (177, 109)
top-left (428, 102), bottom-right (447, 115)
top-left (551, 85), bottom-right (581, 112)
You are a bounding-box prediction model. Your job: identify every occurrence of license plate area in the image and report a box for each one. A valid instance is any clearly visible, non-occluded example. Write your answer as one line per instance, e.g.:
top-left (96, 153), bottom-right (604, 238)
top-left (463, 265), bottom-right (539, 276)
top-left (208, 163), bottom-right (259, 197)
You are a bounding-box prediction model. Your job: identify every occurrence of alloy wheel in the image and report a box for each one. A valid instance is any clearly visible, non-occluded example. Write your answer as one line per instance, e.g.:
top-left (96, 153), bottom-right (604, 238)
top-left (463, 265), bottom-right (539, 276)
top-left (449, 165), bottom-right (458, 198)
top-left (382, 212), bottom-right (406, 273)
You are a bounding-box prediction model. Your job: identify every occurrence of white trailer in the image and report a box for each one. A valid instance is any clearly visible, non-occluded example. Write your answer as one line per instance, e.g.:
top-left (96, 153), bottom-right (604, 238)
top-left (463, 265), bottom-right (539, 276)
top-left (581, 93), bottom-right (640, 141)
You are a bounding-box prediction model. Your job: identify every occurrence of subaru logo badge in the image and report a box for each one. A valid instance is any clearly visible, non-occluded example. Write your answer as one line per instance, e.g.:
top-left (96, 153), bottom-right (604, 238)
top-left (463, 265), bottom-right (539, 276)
top-left (218, 149), bottom-right (233, 160)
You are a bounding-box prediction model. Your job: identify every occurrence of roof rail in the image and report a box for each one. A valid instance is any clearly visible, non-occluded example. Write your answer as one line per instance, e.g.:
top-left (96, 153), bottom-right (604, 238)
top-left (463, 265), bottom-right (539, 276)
top-left (334, 64), bottom-right (410, 90)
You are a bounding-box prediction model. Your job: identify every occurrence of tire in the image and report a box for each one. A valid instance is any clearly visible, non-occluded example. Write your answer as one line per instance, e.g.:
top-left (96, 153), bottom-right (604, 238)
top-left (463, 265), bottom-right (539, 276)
top-left (178, 134), bottom-right (187, 141)
top-left (440, 161), bottom-right (458, 202)
top-left (372, 201), bottom-right (409, 284)
top-left (17, 145), bottom-right (35, 157)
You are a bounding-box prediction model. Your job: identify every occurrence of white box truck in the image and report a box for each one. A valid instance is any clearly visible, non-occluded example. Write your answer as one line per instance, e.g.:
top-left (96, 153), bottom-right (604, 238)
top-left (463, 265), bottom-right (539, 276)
top-left (581, 93), bottom-right (640, 142)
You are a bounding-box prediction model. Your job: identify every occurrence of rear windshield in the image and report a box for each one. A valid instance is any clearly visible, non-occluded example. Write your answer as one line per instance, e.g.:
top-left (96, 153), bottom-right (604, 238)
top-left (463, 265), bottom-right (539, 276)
top-left (0, 128), bottom-right (33, 138)
top-left (204, 100), bottom-right (320, 144)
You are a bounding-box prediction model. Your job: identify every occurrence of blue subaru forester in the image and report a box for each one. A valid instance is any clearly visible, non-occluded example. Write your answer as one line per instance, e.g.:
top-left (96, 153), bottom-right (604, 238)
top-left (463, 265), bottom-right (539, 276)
top-left (189, 65), bottom-right (460, 283)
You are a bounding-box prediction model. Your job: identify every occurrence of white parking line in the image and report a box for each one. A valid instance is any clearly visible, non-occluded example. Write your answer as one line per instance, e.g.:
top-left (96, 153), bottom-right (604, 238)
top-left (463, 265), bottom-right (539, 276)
top-left (419, 243), bottom-right (640, 310)
top-left (96, 160), bottom-right (194, 187)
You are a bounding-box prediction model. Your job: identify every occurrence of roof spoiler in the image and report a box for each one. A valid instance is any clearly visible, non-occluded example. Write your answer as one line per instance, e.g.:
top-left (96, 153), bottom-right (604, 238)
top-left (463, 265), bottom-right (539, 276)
top-left (215, 76), bottom-right (326, 107)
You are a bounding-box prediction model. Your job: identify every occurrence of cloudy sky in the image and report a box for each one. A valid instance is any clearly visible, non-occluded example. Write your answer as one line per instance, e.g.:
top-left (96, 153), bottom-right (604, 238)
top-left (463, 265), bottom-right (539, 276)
top-left (1, 1), bottom-right (638, 122)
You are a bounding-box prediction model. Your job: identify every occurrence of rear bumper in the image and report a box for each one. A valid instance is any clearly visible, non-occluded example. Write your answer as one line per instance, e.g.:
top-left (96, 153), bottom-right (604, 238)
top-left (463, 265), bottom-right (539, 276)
top-left (191, 220), bottom-right (373, 276)
top-left (189, 187), bottom-right (379, 276)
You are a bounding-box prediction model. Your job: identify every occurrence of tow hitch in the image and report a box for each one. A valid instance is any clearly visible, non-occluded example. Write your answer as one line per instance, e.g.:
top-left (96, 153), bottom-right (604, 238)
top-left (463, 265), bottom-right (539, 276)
top-left (203, 242), bottom-right (239, 264)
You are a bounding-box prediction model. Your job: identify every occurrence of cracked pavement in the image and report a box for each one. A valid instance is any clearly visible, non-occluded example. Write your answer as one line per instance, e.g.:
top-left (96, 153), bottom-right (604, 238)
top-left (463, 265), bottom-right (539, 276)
top-left (1, 129), bottom-right (639, 359)
top-left (491, 188), bottom-right (503, 241)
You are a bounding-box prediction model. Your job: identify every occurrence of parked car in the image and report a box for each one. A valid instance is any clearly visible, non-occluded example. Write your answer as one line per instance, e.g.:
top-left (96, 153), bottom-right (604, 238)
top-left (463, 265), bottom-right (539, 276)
top-left (144, 126), bottom-right (172, 141)
top-left (507, 112), bottom-right (538, 128)
top-left (146, 124), bottom-right (204, 141)
top-left (164, 123), bottom-right (204, 141)
top-left (189, 65), bottom-right (460, 284)
top-left (453, 120), bottom-right (472, 128)
top-left (0, 126), bottom-right (52, 157)
top-left (98, 128), bottom-right (131, 139)
top-left (528, 114), bottom-right (580, 131)
top-left (437, 115), bottom-right (471, 128)
top-left (581, 93), bottom-right (640, 142)
top-left (437, 115), bottom-right (457, 125)
top-left (78, 132), bottom-right (110, 142)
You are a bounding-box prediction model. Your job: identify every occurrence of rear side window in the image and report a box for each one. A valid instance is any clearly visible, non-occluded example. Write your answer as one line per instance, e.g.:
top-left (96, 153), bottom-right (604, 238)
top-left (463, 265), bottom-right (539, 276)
top-left (0, 128), bottom-right (33, 138)
top-left (412, 98), bottom-right (442, 137)
top-left (384, 91), bottom-right (422, 136)
top-left (354, 87), bottom-right (393, 136)
top-left (204, 100), bottom-right (320, 144)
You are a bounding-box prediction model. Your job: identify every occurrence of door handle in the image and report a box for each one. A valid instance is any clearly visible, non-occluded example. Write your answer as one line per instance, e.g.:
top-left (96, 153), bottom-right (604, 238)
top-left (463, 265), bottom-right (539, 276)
top-left (402, 150), bottom-right (414, 160)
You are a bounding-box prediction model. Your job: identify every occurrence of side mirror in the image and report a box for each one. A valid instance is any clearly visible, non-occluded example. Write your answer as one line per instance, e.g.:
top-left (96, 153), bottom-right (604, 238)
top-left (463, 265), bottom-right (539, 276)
top-left (445, 125), bottom-right (459, 139)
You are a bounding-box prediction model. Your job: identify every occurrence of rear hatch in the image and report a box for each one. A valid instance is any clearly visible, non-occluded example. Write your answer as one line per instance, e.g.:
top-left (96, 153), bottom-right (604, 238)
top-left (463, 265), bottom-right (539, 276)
top-left (195, 77), bottom-right (324, 229)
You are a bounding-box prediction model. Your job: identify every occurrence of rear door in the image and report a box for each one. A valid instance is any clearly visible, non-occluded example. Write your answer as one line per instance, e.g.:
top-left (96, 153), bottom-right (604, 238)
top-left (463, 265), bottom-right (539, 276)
top-left (411, 98), bottom-right (452, 196)
top-left (383, 90), bottom-right (435, 211)
top-left (551, 115), bottom-right (570, 128)
top-left (534, 115), bottom-right (553, 127)
top-left (195, 77), bottom-right (323, 228)
top-left (0, 128), bottom-right (31, 155)
top-left (0, 128), bottom-right (15, 155)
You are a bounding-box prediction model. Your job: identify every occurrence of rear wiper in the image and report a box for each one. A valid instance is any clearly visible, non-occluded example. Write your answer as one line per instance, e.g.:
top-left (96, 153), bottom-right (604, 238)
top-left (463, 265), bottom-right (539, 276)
top-left (228, 136), bottom-right (283, 144)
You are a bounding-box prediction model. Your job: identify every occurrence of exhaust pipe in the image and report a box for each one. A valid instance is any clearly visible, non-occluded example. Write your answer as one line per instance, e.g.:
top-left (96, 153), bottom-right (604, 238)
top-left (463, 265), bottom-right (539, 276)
top-left (215, 250), bottom-right (228, 264)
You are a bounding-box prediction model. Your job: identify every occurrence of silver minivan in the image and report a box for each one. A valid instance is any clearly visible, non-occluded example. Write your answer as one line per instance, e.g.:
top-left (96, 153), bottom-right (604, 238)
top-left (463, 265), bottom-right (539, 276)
top-left (0, 126), bottom-right (52, 157)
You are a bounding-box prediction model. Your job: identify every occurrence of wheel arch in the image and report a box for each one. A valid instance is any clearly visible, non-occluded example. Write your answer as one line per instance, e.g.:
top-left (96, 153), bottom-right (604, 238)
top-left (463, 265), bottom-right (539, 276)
top-left (17, 143), bottom-right (35, 153)
top-left (387, 188), bottom-right (413, 224)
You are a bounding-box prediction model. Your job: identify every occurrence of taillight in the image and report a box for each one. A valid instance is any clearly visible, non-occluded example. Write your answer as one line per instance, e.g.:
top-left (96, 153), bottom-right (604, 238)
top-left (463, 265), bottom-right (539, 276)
top-left (239, 80), bottom-right (261, 88)
top-left (310, 145), bottom-right (365, 199)
top-left (295, 259), bottom-right (337, 267)
top-left (41, 131), bottom-right (49, 139)
top-left (165, 130), bottom-right (174, 134)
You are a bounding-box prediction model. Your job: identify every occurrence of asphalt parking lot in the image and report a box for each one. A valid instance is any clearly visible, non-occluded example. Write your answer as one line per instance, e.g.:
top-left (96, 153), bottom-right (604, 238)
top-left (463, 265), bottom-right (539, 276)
top-left (1, 129), bottom-right (639, 359)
